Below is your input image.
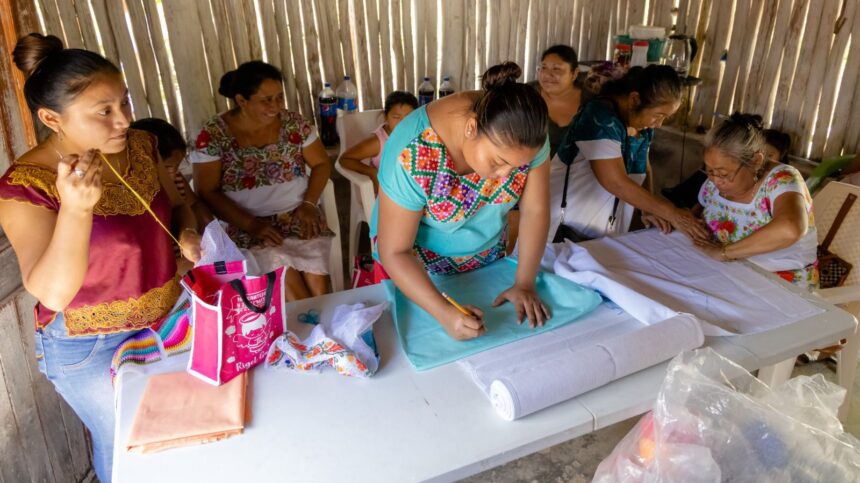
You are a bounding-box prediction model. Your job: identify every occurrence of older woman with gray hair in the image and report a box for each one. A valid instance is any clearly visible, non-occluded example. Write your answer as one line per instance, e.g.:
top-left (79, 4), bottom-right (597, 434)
top-left (694, 113), bottom-right (818, 290)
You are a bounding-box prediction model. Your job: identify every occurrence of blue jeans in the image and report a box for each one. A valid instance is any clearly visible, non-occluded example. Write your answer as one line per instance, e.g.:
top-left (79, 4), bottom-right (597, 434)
top-left (34, 313), bottom-right (142, 483)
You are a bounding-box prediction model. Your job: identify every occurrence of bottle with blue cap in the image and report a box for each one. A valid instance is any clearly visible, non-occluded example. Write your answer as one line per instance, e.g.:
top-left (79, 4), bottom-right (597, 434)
top-left (418, 76), bottom-right (435, 105)
top-left (336, 75), bottom-right (357, 112)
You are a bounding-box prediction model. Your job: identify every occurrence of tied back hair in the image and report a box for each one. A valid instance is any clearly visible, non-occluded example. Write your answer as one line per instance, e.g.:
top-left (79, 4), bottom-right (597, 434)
top-left (13, 32), bottom-right (120, 113)
top-left (600, 64), bottom-right (682, 112)
top-left (473, 62), bottom-right (548, 149)
top-left (218, 61), bottom-right (283, 101)
top-left (705, 112), bottom-right (766, 166)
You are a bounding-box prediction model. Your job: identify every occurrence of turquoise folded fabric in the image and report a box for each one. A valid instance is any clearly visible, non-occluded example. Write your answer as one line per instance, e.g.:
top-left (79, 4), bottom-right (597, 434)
top-left (386, 259), bottom-right (602, 371)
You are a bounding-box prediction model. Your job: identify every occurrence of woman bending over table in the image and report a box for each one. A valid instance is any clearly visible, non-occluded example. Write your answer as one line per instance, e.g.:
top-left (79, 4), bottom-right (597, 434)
top-left (372, 62), bottom-right (551, 341)
top-left (551, 65), bottom-right (709, 241)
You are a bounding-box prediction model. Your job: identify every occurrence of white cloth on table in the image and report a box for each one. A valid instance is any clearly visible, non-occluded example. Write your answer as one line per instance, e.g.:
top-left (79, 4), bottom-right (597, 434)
top-left (570, 230), bottom-right (825, 335)
top-left (461, 242), bottom-right (705, 421)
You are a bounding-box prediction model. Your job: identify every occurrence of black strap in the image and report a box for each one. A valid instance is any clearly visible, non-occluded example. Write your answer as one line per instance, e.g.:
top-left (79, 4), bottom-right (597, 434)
top-left (559, 98), bottom-right (633, 227)
top-left (228, 272), bottom-right (276, 314)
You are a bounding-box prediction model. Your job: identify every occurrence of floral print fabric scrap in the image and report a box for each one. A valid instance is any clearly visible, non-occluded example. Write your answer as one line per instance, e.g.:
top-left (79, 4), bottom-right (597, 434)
top-left (266, 332), bottom-right (373, 377)
top-left (265, 302), bottom-right (388, 378)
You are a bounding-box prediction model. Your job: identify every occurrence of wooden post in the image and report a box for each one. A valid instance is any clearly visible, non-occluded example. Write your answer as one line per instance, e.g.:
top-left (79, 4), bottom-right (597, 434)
top-left (364, 0), bottom-right (383, 106)
top-left (242, 0), bottom-right (263, 60)
top-left (53, 0), bottom-right (85, 48)
top-left (391, 0), bottom-right (407, 90)
top-left (161, 0), bottom-right (217, 138)
top-left (795, 0), bottom-right (839, 155)
top-left (285, 0), bottom-right (314, 117)
top-left (825, 3), bottom-right (860, 156)
top-left (125, 0), bottom-right (168, 120)
top-left (105, 0), bottom-right (151, 118)
top-left (714, 0), bottom-right (750, 118)
top-left (771, 0), bottom-right (810, 132)
top-left (274, 0), bottom-right (300, 111)
top-left (811, 0), bottom-right (857, 158)
top-left (399, 0), bottom-right (415, 91)
top-left (143, 0), bottom-right (181, 123)
top-left (0, 0), bottom-right (38, 164)
top-left (351, 0), bottom-right (374, 109)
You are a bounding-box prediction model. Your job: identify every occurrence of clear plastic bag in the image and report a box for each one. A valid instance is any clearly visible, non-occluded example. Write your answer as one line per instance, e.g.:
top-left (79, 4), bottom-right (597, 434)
top-left (593, 348), bottom-right (860, 482)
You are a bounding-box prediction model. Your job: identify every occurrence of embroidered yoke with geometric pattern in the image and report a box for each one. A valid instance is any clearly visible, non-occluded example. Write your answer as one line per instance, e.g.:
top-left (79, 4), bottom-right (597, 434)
top-left (401, 128), bottom-right (529, 275)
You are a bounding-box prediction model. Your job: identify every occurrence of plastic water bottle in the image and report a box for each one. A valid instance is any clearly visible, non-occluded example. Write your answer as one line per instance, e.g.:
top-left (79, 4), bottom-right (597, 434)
top-left (336, 75), bottom-right (357, 112)
top-left (631, 40), bottom-right (649, 67)
top-left (438, 76), bottom-right (455, 97)
top-left (418, 76), bottom-right (435, 105)
top-left (318, 83), bottom-right (338, 147)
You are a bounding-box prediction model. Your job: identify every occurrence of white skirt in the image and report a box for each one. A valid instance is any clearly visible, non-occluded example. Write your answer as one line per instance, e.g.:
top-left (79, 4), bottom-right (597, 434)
top-left (243, 237), bottom-right (332, 276)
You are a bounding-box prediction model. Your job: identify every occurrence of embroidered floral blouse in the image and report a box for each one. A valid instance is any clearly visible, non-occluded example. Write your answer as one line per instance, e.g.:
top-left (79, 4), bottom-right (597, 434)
top-left (699, 163), bottom-right (818, 278)
top-left (0, 130), bottom-right (180, 336)
top-left (189, 110), bottom-right (318, 217)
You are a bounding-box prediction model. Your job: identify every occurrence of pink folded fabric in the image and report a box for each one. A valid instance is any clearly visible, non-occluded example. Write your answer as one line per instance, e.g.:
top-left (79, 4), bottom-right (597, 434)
top-left (126, 371), bottom-right (247, 454)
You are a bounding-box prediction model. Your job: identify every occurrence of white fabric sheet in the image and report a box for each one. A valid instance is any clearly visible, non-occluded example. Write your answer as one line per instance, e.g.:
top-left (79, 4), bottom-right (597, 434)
top-left (567, 230), bottom-right (825, 335)
top-left (460, 256), bottom-right (704, 421)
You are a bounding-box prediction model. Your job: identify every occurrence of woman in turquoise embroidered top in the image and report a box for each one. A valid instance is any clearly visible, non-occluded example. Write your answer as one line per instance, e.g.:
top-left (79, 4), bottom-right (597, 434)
top-left (371, 63), bottom-right (551, 341)
top-left (551, 65), bottom-right (709, 241)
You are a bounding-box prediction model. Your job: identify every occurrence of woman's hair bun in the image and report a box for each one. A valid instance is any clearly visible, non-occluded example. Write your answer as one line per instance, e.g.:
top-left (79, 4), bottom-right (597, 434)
top-left (13, 33), bottom-right (63, 78)
top-left (218, 70), bottom-right (238, 98)
top-left (729, 112), bottom-right (764, 132)
top-left (481, 62), bottom-right (522, 91)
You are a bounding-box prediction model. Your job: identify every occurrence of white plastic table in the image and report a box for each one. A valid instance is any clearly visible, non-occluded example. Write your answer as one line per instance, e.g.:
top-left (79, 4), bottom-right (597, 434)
top-left (112, 275), bottom-right (857, 483)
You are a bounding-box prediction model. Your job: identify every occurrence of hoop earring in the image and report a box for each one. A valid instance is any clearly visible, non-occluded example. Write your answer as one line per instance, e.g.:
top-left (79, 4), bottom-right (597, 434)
top-left (56, 129), bottom-right (64, 141)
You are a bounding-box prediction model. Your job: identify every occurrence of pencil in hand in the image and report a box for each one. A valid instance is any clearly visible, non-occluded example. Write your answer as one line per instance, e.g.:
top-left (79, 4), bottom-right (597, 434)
top-left (442, 292), bottom-right (475, 317)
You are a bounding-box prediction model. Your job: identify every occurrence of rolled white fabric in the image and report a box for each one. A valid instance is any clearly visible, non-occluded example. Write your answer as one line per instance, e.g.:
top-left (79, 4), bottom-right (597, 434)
top-left (488, 315), bottom-right (702, 421)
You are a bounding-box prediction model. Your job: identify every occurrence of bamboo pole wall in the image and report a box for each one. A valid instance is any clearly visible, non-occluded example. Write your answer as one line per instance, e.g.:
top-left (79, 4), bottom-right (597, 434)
top-left (10, 0), bottom-right (860, 159)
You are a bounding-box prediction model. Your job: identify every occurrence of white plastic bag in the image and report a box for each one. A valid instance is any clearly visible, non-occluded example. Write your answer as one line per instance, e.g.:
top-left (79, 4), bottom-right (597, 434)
top-left (196, 220), bottom-right (245, 267)
top-left (593, 348), bottom-right (860, 482)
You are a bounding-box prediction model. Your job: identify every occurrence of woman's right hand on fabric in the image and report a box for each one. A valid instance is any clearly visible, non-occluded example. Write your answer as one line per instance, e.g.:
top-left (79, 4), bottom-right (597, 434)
top-left (56, 149), bottom-right (102, 213)
top-left (249, 217), bottom-right (283, 247)
top-left (438, 304), bottom-right (485, 340)
top-left (642, 212), bottom-right (673, 234)
top-left (669, 208), bottom-right (710, 241)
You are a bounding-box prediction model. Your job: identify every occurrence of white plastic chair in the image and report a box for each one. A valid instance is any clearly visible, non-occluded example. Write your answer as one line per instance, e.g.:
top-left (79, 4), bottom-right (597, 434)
top-left (758, 181), bottom-right (860, 421)
top-left (320, 179), bottom-right (344, 292)
top-left (333, 109), bottom-right (384, 266)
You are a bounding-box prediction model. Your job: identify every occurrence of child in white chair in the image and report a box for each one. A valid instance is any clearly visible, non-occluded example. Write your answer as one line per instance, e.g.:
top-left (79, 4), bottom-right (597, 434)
top-left (340, 91), bottom-right (418, 194)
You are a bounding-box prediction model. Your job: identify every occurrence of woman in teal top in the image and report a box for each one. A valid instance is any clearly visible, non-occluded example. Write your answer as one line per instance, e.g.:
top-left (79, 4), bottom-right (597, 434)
top-left (550, 65), bottom-right (709, 241)
top-left (371, 63), bottom-right (551, 341)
